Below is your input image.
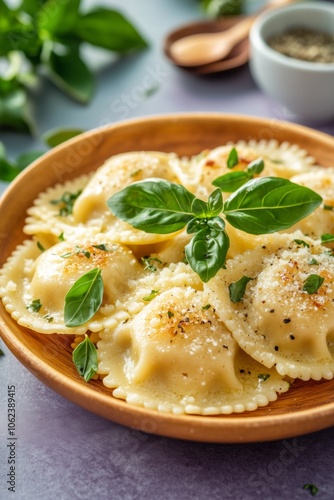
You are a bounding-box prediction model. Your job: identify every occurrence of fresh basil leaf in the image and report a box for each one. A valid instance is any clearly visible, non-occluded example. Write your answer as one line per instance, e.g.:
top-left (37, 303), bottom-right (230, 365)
top-left (72, 335), bottom-right (98, 382)
top-left (229, 276), bottom-right (253, 303)
top-left (227, 147), bottom-right (238, 169)
top-left (107, 179), bottom-right (196, 234)
top-left (45, 45), bottom-right (94, 103)
top-left (64, 268), bottom-right (103, 327)
top-left (212, 171), bottom-right (251, 192)
top-left (43, 127), bottom-right (85, 147)
top-left (191, 198), bottom-right (209, 217)
top-left (74, 8), bottom-right (148, 52)
top-left (37, 0), bottom-right (80, 36)
top-left (303, 274), bottom-right (324, 294)
top-left (207, 216), bottom-right (226, 231)
top-left (186, 217), bottom-right (207, 234)
top-left (247, 157), bottom-right (265, 176)
top-left (185, 225), bottom-right (230, 282)
top-left (223, 177), bottom-right (322, 235)
top-left (208, 188), bottom-right (223, 215)
top-left (321, 233), bottom-right (334, 244)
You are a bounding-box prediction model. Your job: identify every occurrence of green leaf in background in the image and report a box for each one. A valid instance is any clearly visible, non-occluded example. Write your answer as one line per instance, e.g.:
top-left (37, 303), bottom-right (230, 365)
top-left (185, 224), bottom-right (230, 283)
top-left (43, 127), bottom-right (85, 147)
top-left (0, 141), bottom-right (43, 181)
top-left (72, 335), bottom-right (98, 382)
top-left (201, 0), bottom-right (244, 17)
top-left (16, 150), bottom-right (44, 169)
top-left (107, 179), bottom-right (196, 234)
top-left (223, 177), bottom-right (323, 235)
top-left (75, 8), bottom-right (148, 52)
top-left (64, 268), bottom-right (103, 327)
top-left (0, 78), bottom-right (35, 133)
top-left (19, 0), bottom-right (48, 16)
top-left (37, 0), bottom-right (80, 37)
top-left (45, 44), bottom-right (94, 103)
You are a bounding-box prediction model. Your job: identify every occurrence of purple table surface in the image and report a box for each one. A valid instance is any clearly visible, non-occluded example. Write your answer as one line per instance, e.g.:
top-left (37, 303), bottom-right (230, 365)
top-left (1, 1), bottom-right (334, 499)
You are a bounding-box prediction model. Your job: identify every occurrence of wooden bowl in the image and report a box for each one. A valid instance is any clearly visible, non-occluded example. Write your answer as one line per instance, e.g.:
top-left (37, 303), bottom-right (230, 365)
top-left (1, 113), bottom-right (334, 443)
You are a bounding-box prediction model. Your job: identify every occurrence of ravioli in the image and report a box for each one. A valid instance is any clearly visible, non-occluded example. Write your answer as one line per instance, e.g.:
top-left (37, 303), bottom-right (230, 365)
top-left (288, 168), bottom-right (334, 238)
top-left (0, 235), bottom-right (142, 334)
top-left (72, 151), bottom-right (182, 245)
top-left (24, 174), bottom-right (92, 244)
top-left (193, 140), bottom-right (314, 200)
top-left (99, 287), bottom-right (289, 415)
top-left (206, 233), bottom-right (334, 381)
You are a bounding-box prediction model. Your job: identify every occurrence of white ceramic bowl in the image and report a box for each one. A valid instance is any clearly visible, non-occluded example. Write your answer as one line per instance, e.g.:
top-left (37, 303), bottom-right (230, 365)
top-left (249, 1), bottom-right (334, 122)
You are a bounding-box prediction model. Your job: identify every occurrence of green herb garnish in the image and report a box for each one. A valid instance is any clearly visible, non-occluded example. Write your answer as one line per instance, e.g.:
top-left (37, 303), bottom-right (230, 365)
top-left (50, 190), bottom-right (82, 216)
top-left (321, 233), bottom-right (334, 244)
top-left (0, 348), bottom-right (4, 357)
top-left (303, 274), bottom-right (324, 294)
top-left (294, 239), bottom-right (310, 248)
top-left (303, 484), bottom-right (319, 496)
top-left (141, 256), bottom-right (163, 272)
top-left (258, 374), bottom-right (270, 382)
top-left (229, 276), bottom-right (253, 303)
top-left (227, 147), bottom-right (239, 169)
top-left (60, 245), bottom-right (90, 259)
top-left (37, 241), bottom-right (45, 252)
top-left (143, 290), bottom-right (159, 301)
top-left (64, 268), bottom-right (103, 327)
top-left (72, 335), bottom-right (98, 382)
top-left (213, 157), bottom-right (264, 192)
top-left (26, 299), bottom-right (42, 313)
top-left (107, 176), bottom-right (322, 282)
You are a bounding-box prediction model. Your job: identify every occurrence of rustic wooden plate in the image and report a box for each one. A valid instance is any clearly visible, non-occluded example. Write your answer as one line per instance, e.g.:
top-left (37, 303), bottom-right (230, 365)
top-left (1, 114), bottom-right (334, 443)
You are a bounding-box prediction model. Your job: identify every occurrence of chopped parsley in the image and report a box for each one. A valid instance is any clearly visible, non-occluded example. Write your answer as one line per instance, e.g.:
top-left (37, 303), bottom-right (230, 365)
top-left (143, 290), bottom-right (159, 301)
top-left (50, 190), bottom-right (82, 216)
top-left (26, 299), bottom-right (42, 313)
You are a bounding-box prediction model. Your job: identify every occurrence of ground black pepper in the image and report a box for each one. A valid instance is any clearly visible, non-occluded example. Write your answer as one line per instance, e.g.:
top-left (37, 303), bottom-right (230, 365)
top-left (267, 28), bottom-right (334, 63)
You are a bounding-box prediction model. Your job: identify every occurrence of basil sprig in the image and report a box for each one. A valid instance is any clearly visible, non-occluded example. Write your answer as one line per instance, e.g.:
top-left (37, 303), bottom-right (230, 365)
top-left (64, 268), bottom-right (103, 327)
top-left (107, 177), bottom-right (322, 282)
top-left (72, 335), bottom-right (98, 382)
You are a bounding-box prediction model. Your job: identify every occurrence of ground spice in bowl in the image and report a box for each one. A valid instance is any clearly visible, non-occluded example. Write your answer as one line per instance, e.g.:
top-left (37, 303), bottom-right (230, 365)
top-left (267, 28), bottom-right (334, 63)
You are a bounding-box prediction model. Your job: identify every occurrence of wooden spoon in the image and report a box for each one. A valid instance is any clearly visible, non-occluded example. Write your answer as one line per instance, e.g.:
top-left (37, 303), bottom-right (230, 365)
top-left (168, 0), bottom-right (295, 68)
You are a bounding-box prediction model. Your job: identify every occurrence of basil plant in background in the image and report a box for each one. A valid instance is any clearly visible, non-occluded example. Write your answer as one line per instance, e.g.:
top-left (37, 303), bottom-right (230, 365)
top-left (0, 0), bottom-right (148, 134)
top-left (201, 0), bottom-right (245, 17)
